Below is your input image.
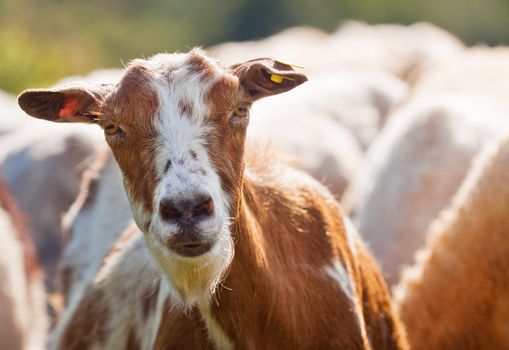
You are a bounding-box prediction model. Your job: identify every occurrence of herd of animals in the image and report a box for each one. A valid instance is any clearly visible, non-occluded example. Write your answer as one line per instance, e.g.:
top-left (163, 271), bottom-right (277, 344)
top-left (1, 21), bottom-right (509, 349)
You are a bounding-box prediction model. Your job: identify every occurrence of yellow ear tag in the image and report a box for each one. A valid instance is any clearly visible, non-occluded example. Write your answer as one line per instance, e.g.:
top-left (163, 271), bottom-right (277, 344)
top-left (270, 74), bottom-right (284, 83)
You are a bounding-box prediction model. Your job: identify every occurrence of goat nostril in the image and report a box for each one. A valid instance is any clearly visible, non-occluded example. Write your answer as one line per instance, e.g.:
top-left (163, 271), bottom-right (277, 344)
top-left (193, 197), bottom-right (214, 218)
top-left (159, 200), bottom-right (182, 221)
top-left (159, 196), bottom-right (214, 223)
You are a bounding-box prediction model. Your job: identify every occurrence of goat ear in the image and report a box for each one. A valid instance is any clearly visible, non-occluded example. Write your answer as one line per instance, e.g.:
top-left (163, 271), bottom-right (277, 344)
top-left (18, 83), bottom-right (114, 123)
top-left (231, 58), bottom-right (307, 101)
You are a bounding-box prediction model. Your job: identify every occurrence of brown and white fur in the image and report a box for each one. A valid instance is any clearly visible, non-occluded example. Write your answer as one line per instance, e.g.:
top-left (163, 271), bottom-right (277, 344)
top-left (0, 175), bottom-right (47, 350)
top-left (19, 48), bottom-right (407, 349)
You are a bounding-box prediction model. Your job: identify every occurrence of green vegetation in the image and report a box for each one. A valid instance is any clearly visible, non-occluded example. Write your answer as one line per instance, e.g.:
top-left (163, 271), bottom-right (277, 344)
top-left (2, 0), bottom-right (509, 94)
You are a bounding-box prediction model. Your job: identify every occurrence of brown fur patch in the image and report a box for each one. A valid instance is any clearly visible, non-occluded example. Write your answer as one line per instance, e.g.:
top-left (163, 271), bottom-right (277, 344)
top-left (185, 52), bottom-right (216, 82)
top-left (153, 300), bottom-right (212, 349)
top-left (126, 327), bottom-right (141, 350)
top-left (101, 63), bottom-right (160, 215)
top-left (60, 289), bottom-right (110, 349)
top-left (203, 75), bottom-right (246, 205)
top-left (178, 100), bottom-right (193, 117)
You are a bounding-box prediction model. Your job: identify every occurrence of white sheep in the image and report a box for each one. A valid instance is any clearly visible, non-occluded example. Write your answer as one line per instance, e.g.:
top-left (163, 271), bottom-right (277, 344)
top-left (343, 95), bottom-right (509, 285)
top-left (343, 48), bottom-right (509, 285)
top-left (249, 67), bottom-right (407, 198)
top-left (210, 21), bottom-right (464, 82)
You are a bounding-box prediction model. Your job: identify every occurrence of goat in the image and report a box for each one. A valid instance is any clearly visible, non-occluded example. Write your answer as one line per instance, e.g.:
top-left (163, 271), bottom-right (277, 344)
top-left (19, 48), bottom-right (407, 349)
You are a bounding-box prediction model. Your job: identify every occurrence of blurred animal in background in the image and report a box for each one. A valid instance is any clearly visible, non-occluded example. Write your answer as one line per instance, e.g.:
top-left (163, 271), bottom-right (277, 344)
top-left (394, 135), bottom-right (509, 349)
top-left (0, 122), bottom-right (101, 292)
top-left (0, 175), bottom-right (47, 350)
top-left (0, 71), bottom-right (120, 294)
top-left (248, 67), bottom-right (408, 198)
top-left (59, 149), bottom-right (131, 303)
top-left (343, 48), bottom-right (509, 285)
top-left (210, 21), bottom-right (464, 84)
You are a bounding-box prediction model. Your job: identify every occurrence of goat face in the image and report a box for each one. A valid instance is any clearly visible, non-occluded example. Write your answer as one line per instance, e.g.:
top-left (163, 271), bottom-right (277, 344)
top-left (18, 48), bottom-right (306, 305)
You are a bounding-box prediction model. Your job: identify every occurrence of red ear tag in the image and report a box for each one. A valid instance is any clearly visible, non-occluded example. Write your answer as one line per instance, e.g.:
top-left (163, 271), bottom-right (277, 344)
top-left (58, 99), bottom-right (79, 118)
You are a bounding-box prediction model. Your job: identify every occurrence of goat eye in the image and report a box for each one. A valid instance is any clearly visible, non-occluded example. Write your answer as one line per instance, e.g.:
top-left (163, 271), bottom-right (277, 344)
top-left (104, 123), bottom-right (122, 136)
top-left (232, 106), bottom-right (249, 119)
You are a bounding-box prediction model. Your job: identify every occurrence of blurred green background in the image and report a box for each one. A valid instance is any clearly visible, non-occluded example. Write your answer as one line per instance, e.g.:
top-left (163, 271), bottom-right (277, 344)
top-left (1, 0), bottom-right (509, 94)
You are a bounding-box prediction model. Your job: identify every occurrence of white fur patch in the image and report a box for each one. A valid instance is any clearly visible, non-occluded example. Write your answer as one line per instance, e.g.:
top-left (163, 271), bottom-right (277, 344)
top-left (147, 282), bottom-right (171, 349)
top-left (344, 216), bottom-right (358, 258)
top-left (198, 302), bottom-right (234, 350)
top-left (324, 261), bottom-right (355, 301)
top-left (324, 260), bottom-right (369, 344)
top-left (145, 228), bottom-right (233, 309)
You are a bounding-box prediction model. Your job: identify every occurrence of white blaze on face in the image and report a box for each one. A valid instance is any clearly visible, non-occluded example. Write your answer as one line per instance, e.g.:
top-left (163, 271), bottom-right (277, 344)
top-left (133, 51), bottom-right (234, 308)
